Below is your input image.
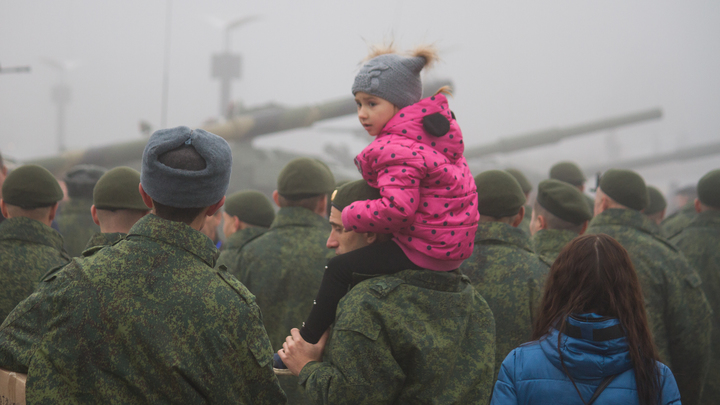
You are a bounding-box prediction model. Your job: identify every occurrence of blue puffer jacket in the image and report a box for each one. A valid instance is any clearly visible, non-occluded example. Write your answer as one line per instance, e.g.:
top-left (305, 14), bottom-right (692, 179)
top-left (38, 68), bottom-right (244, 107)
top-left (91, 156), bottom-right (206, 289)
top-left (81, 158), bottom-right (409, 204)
top-left (491, 314), bottom-right (681, 405)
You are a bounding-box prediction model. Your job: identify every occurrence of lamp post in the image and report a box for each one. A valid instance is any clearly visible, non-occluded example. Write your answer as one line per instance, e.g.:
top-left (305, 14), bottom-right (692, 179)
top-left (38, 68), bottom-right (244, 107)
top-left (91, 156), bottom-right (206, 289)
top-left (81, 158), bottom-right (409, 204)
top-left (210, 16), bottom-right (258, 119)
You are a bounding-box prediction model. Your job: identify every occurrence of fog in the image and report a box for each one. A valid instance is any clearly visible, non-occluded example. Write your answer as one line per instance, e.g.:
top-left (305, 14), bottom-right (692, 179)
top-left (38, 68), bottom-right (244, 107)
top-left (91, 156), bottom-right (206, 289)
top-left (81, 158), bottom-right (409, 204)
top-left (1, 1), bottom-right (719, 210)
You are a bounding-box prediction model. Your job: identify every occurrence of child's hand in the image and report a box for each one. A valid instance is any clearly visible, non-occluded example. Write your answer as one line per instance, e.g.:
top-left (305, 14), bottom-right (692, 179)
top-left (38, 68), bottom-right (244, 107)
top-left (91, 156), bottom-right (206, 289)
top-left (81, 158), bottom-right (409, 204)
top-left (277, 328), bottom-right (330, 376)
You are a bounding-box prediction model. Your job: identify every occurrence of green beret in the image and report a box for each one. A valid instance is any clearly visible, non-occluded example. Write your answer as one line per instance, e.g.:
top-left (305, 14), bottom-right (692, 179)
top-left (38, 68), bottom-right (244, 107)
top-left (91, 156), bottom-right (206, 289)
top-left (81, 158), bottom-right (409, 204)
top-left (599, 169), bottom-right (648, 211)
top-left (505, 168), bottom-right (532, 194)
top-left (698, 169), bottom-right (720, 208)
top-left (93, 167), bottom-right (148, 211)
top-left (64, 164), bottom-right (107, 199)
top-left (474, 170), bottom-right (526, 218)
top-left (2, 164), bottom-right (63, 208)
top-left (277, 158), bottom-right (335, 200)
top-left (645, 186), bottom-right (667, 215)
top-left (549, 161), bottom-right (586, 186)
top-left (224, 190), bottom-right (275, 228)
top-left (331, 179), bottom-right (381, 211)
top-left (536, 179), bottom-right (592, 225)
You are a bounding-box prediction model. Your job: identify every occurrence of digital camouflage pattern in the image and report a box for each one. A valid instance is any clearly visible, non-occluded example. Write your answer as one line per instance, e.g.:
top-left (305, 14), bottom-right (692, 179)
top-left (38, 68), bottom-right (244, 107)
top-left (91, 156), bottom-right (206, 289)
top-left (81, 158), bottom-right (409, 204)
top-left (531, 228), bottom-right (578, 267)
top-left (670, 210), bottom-right (720, 405)
top-left (587, 208), bottom-right (712, 405)
top-left (238, 206), bottom-right (333, 404)
top-left (661, 201), bottom-right (697, 238)
top-left (55, 198), bottom-right (100, 257)
top-left (459, 221), bottom-right (548, 376)
top-left (0, 217), bottom-right (69, 322)
top-left (215, 226), bottom-right (267, 279)
top-left (81, 232), bottom-right (125, 257)
top-left (0, 214), bottom-right (286, 404)
top-left (300, 269), bottom-right (496, 404)
top-left (518, 205), bottom-right (532, 235)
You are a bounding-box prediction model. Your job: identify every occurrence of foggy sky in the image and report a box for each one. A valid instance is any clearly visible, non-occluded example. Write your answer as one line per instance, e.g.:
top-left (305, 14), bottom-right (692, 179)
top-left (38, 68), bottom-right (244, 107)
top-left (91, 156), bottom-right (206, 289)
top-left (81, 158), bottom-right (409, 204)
top-left (1, 1), bottom-right (719, 206)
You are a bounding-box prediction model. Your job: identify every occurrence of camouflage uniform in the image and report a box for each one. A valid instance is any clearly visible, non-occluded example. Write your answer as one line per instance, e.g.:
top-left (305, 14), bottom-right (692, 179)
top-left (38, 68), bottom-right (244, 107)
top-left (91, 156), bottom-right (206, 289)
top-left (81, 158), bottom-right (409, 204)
top-left (0, 214), bottom-right (286, 404)
top-left (531, 228), bottom-right (578, 267)
top-left (459, 222), bottom-right (548, 376)
top-left (587, 208), bottom-right (712, 405)
top-left (300, 269), bottom-right (496, 404)
top-left (55, 198), bottom-right (100, 257)
top-left (670, 210), bottom-right (720, 405)
top-left (238, 207), bottom-right (332, 404)
top-left (81, 232), bottom-right (125, 256)
top-left (662, 201), bottom-right (697, 238)
top-left (215, 227), bottom-right (267, 280)
top-left (0, 217), bottom-right (70, 322)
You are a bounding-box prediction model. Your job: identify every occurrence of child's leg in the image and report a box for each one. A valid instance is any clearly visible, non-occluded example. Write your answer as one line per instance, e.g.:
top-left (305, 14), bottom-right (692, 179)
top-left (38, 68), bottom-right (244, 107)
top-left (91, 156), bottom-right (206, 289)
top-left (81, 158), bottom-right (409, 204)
top-left (299, 240), bottom-right (422, 343)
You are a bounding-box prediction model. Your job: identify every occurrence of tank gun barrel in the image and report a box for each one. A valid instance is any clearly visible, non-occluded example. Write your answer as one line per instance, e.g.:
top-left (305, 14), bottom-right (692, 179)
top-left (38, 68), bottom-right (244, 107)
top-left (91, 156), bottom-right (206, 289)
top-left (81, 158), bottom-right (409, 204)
top-left (583, 140), bottom-right (720, 175)
top-left (25, 79), bottom-right (452, 175)
top-left (465, 108), bottom-right (663, 159)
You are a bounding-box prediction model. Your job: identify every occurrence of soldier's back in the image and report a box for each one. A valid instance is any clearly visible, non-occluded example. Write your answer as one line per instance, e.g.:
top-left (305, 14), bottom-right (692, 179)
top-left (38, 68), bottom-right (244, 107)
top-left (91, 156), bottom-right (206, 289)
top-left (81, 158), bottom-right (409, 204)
top-left (0, 217), bottom-right (69, 321)
top-left (460, 221), bottom-right (548, 375)
top-left (0, 214), bottom-right (286, 404)
top-left (661, 202), bottom-right (697, 238)
top-left (670, 211), bottom-right (720, 405)
top-left (216, 227), bottom-right (267, 280)
top-left (55, 198), bottom-right (100, 257)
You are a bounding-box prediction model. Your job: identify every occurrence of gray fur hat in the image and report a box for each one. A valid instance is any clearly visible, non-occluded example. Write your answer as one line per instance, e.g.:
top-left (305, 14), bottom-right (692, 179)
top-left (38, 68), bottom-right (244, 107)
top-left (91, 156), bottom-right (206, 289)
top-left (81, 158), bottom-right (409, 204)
top-left (352, 47), bottom-right (436, 109)
top-left (141, 126), bottom-right (232, 208)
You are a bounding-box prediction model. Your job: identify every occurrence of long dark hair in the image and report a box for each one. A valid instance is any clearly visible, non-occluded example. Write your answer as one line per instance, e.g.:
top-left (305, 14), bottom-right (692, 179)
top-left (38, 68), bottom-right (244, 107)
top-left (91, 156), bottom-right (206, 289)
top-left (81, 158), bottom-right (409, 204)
top-left (532, 234), bottom-right (661, 405)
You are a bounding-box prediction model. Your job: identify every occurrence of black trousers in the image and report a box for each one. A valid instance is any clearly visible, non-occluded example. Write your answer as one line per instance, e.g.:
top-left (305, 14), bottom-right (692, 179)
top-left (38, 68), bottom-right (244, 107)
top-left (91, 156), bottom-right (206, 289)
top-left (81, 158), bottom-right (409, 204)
top-left (299, 240), bottom-right (423, 343)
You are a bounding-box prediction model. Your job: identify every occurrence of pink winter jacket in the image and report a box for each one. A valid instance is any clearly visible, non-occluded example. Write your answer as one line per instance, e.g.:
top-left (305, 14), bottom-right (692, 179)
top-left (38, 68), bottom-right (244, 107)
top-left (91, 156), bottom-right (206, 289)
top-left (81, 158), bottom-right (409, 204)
top-left (342, 94), bottom-right (479, 271)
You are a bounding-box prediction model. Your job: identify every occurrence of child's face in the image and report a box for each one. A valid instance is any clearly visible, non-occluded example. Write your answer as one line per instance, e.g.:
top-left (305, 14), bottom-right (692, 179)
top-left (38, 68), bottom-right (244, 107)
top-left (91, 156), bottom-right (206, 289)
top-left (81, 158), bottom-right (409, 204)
top-left (355, 92), bottom-right (399, 136)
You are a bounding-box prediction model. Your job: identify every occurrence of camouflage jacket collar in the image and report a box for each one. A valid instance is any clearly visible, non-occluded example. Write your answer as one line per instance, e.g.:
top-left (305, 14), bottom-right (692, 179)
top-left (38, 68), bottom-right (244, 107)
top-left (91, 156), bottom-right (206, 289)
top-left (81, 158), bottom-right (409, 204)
top-left (474, 221), bottom-right (533, 253)
top-left (688, 210), bottom-right (720, 228)
top-left (365, 269), bottom-right (468, 297)
top-left (127, 214), bottom-right (218, 267)
top-left (270, 207), bottom-right (328, 230)
top-left (82, 232), bottom-right (126, 256)
top-left (224, 227), bottom-right (267, 251)
top-left (59, 198), bottom-right (94, 215)
top-left (0, 216), bottom-right (65, 251)
top-left (589, 208), bottom-right (658, 236)
top-left (532, 229), bottom-right (577, 258)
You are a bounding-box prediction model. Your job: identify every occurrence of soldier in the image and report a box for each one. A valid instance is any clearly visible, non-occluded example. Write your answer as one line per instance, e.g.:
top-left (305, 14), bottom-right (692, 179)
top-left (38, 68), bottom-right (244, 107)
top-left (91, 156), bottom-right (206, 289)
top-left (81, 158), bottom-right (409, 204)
top-left (55, 164), bottom-right (106, 256)
top-left (237, 157), bottom-right (334, 404)
top-left (279, 180), bottom-right (496, 404)
top-left (83, 166), bottom-right (149, 255)
top-left (645, 185), bottom-right (667, 227)
top-left (0, 165), bottom-right (69, 321)
top-left (0, 150), bottom-right (8, 224)
top-left (670, 169), bottom-right (720, 405)
top-left (460, 170), bottom-right (548, 377)
top-left (549, 161), bottom-right (594, 216)
top-left (0, 127), bottom-right (286, 404)
top-left (530, 179), bottom-right (592, 266)
top-left (587, 168), bottom-right (712, 405)
top-left (216, 190), bottom-right (275, 279)
top-left (662, 185), bottom-right (698, 238)
top-left (506, 168), bottom-right (533, 234)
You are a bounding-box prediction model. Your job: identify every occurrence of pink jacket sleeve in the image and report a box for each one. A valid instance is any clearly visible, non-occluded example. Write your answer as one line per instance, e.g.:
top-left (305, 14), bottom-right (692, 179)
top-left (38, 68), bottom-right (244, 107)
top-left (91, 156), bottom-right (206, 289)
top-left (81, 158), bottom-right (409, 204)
top-left (342, 143), bottom-right (425, 233)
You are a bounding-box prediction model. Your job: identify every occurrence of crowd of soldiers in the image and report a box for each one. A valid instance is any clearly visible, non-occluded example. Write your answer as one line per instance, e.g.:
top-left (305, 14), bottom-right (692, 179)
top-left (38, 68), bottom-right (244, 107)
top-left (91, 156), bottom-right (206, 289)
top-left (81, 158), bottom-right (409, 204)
top-left (0, 126), bottom-right (717, 404)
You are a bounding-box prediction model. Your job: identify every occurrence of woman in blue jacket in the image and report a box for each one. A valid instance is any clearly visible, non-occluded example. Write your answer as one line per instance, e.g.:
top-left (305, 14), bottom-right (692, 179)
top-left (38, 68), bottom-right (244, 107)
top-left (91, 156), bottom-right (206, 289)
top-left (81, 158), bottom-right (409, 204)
top-left (491, 234), bottom-right (681, 405)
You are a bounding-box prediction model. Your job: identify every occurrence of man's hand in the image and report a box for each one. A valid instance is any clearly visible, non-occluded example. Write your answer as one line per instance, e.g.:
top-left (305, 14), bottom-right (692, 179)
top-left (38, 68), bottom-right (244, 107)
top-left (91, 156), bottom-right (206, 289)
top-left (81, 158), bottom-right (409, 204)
top-left (277, 328), bottom-right (329, 376)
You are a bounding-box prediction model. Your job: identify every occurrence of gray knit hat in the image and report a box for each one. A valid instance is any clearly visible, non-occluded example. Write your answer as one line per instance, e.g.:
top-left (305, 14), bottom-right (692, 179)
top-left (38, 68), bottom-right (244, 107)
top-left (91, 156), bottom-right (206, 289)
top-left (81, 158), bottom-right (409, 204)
top-left (352, 52), bottom-right (429, 109)
top-left (141, 126), bottom-right (232, 208)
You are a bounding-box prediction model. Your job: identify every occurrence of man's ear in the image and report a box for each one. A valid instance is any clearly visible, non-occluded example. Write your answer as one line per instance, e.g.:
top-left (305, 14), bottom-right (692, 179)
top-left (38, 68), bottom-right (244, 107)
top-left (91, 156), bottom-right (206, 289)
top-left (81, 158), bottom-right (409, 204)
top-left (138, 184), bottom-right (154, 209)
top-left (272, 190), bottom-right (281, 208)
top-left (91, 205), bottom-right (100, 226)
top-left (0, 200), bottom-right (7, 219)
top-left (206, 196), bottom-right (226, 217)
top-left (695, 198), bottom-right (702, 213)
top-left (48, 202), bottom-right (59, 223)
top-left (537, 214), bottom-right (548, 231)
top-left (365, 232), bottom-right (378, 245)
top-left (511, 206), bottom-right (525, 228)
top-left (579, 220), bottom-right (588, 235)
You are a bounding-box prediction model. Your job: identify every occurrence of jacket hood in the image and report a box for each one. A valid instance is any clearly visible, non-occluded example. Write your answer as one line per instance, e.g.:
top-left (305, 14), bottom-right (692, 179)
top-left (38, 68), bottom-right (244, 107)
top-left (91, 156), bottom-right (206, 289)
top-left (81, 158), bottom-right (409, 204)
top-left (382, 93), bottom-right (464, 163)
top-left (540, 313), bottom-right (633, 380)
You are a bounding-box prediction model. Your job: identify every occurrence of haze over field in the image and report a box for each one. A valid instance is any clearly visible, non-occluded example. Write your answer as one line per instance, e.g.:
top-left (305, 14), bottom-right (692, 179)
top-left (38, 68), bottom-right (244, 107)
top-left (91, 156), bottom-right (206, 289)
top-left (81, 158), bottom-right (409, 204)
top-left (1, 1), bottom-right (719, 209)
